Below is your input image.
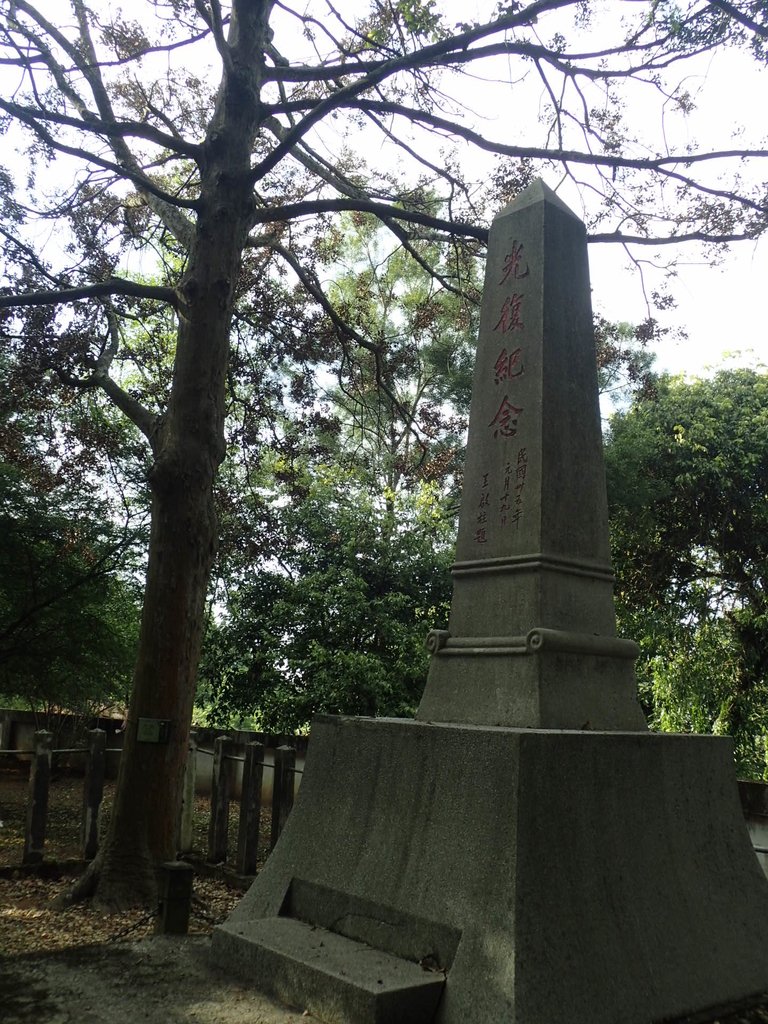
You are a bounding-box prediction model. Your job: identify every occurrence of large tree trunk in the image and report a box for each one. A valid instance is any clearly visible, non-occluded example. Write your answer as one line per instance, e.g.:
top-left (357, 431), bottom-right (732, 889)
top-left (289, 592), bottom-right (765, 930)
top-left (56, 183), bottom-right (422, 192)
top-left (76, 0), bottom-right (271, 908)
top-left (91, 450), bottom-right (220, 906)
top-left (89, 294), bottom-right (237, 907)
top-left (85, 276), bottom-right (234, 906)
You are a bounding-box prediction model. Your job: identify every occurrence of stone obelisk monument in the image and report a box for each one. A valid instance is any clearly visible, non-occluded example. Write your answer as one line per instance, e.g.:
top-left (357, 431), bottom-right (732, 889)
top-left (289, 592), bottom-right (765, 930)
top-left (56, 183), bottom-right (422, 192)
top-left (213, 181), bottom-right (768, 1024)
top-left (418, 181), bottom-right (645, 730)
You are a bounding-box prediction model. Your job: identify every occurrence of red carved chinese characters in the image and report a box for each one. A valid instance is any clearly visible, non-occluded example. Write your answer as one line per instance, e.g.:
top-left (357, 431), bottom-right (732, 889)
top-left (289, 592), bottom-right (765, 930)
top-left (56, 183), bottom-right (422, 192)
top-left (489, 397), bottom-right (523, 439)
top-left (490, 241), bottom-right (527, 436)
top-left (499, 242), bottom-right (529, 284)
top-left (473, 240), bottom-right (533, 542)
top-left (493, 293), bottom-right (524, 333)
top-left (494, 346), bottom-right (523, 384)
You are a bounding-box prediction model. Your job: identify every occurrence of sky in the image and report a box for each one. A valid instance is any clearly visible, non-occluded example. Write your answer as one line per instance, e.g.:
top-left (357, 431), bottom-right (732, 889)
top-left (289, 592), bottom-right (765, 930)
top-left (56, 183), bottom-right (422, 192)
top-left (431, 5), bottom-right (768, 379)
top-left (273, 0), bottom-right (768, 381)
top-left (589, 230), bottom-right (767, 377)
top-left (4, 0), bottom-right (766, 382)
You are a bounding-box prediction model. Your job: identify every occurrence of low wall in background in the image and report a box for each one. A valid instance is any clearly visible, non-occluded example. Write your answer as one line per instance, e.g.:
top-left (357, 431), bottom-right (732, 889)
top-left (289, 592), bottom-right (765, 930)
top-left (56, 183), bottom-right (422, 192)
top-left (0, 708), bottom-right (125, 775)
top-left (194, 727), bottom-right (309, 801)
top-left (0, 708), bottom-right (307, 801)
top-left (739, 780), bottom-right (768, 879)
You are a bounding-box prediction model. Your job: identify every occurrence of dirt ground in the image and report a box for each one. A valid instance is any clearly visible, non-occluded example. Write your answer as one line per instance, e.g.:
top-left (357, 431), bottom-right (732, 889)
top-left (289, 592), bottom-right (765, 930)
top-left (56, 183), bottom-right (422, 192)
top-left (0, 935), bottom-right (320, 1024)
top-left (0, 764), bottom-right (318, 1023)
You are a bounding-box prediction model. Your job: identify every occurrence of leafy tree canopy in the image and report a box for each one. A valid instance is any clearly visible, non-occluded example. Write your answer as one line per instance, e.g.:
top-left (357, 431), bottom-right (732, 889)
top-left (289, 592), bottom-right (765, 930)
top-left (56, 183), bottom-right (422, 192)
top-left (198, 463), bottom-right (454, 731)
top-left (606, 367), bottom-right (768, 777)
top-left (0, 459), bottom-right (141, 717)
top-left (0, 348), bottom-right (144, 717)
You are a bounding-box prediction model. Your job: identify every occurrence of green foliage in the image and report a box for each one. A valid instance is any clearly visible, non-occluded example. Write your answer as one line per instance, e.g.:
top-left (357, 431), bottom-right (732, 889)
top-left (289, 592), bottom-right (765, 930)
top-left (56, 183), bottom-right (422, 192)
top-left (606, 368), bottom-right (768, 776)
top-left (649, 0), bottom-right (768, 64)
top-left (0, 462), bottom-right (141, 716)
top-left (594, 316), bottom-right (661, 406)
top-left (324, 213), bottom-right (479, 496)
top-left (197, 466), bottom-right (453, 731)
top-left (0, 350), bottom-right (144, 717)
top-left (195, 215), bottom-right (476, 731)
top-left (361, 0), bottom-right (448, 47)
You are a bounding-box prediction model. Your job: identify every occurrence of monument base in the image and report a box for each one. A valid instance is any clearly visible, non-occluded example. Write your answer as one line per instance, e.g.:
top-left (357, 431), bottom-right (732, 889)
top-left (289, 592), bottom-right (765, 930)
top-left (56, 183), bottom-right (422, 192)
top-left (418, 627), bottom-right (647, 731)
top-left (212, 716), bottom-right (768, 1024)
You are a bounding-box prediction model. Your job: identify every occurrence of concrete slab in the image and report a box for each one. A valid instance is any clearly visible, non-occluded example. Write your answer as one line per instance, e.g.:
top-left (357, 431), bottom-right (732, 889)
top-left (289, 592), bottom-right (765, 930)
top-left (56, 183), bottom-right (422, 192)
top-left (215, 915), bottom-right (445, 1023)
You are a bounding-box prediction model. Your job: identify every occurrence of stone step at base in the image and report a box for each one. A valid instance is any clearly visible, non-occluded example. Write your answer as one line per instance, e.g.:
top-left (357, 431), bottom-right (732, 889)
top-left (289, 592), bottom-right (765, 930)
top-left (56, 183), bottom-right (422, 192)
top-left (216, 915), bottom-right (446, 1024)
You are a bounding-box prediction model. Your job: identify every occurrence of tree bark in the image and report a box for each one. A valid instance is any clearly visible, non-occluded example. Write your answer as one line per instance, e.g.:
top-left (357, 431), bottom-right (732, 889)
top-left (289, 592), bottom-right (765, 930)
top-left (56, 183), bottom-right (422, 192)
top-left (92, 460), bottom-right (220, 906)
top-left (84, 0), bottom-right (270, 908)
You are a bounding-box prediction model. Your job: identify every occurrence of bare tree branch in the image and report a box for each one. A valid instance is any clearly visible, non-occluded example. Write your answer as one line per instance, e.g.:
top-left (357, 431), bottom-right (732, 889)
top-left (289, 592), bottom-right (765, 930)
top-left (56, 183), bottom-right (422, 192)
top-left (708, 0), bottom-right (768, 39)
top-left (0, 99), bottom-right (199, 211)
top-left (0, 97), bottom-right (202, 158)
top-left (588, 229), bottom-right (764, 245)
top-left (250, 0), bottom-right (575, 184)
top-left (0, 278), bottom-right (179, 310)
top-left (251, 197), bottom-right (488, 241)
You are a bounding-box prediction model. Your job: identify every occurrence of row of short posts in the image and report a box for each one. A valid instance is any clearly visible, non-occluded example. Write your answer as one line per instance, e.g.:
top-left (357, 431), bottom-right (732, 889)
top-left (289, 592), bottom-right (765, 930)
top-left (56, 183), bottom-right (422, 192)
top-left (206, 737), bottom-right (298, 874)
top-left (160, 737), bottom-right (299, 936)
top-left (22, 728), bottom-right (106, 865)
top-left (19, 729), bottom-right (300, 873)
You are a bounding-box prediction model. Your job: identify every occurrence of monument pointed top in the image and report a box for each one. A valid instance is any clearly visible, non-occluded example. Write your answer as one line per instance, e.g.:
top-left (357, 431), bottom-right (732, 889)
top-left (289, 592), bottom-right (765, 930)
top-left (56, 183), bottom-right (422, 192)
top-left (496, 178), bottom-right (579, 221)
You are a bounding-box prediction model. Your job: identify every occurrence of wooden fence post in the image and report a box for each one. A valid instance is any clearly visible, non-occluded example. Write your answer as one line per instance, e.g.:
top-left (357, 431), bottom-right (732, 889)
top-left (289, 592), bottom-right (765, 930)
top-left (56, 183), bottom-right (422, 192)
top-left (177, 730), bottom-right (197, 854)
top-left (270, 744), bottom-right (295, 850)
top-left (236, 741), bottom-right (264, 875)
top-left (23, 730), bottom-right (52, 864)
top-left (207, 735), bottom-right (232, 863)
top-left (82, 728), bottom-right (106, 860)
top-left (0, 710), bottom-right (11, 751)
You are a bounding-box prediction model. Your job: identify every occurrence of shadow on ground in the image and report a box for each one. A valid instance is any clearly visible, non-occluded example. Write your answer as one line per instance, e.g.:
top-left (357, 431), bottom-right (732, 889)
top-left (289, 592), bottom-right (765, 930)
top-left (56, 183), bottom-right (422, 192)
top-left (0, 935), bottom-right (318, 1024)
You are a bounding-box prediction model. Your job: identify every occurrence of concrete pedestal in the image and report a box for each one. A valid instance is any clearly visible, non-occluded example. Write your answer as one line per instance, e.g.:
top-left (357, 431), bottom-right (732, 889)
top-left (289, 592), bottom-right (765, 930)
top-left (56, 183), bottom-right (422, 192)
top-left (420, 627), bottom-right (646, 730)
top-left (212, 715), bottom-right (768, 1023)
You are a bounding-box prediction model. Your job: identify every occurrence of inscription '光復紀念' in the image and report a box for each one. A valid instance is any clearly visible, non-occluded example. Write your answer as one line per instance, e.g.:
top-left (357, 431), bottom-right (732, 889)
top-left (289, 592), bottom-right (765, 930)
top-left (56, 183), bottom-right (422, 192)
top-left (493, 293), bottom-right (524, 334)
top-left (494, 346), bottom-right (523, 384)
top-left (489, 240), bottom-right (529, 441)
top-left (499, 242), bottom-right (529, 284)
top-left (475, 240), bottom-right (533, 543)
top-left (489, 396), bottom-right (523, 439)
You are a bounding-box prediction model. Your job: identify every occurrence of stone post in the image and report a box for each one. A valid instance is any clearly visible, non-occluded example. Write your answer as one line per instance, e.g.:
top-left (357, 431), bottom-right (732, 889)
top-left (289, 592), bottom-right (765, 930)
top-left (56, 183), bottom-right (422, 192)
top-left (0, 710), bottom-right (11, 751)
top-left (156, 861), bottom-right (195, 934)
top-left (207, 735), bottom-right (232, 864)
top-left (82, 728), bottom-right (106, 860)
top-left (177, 730), bottom-right (197, 854)
top-left (236, 741), bottom-right (264, 875)
top-left (23, 730), bottom-right (52, 865)
top-left (270, 745), bottom-right (295, 850)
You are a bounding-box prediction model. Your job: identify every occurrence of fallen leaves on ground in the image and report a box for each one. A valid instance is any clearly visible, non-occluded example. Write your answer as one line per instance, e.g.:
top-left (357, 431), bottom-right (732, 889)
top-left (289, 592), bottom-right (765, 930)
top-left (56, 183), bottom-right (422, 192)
top-left (0, 764), bottom-right (249, 957)
top-left (0, 874), bottom-right (240, 956)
